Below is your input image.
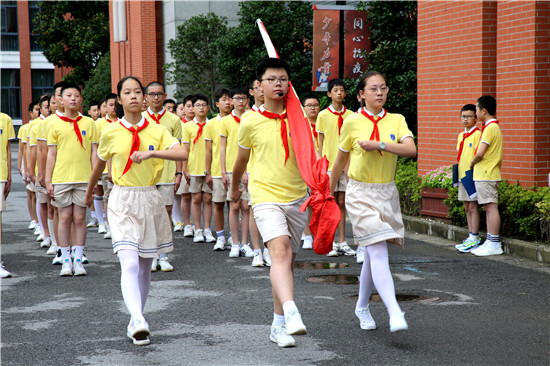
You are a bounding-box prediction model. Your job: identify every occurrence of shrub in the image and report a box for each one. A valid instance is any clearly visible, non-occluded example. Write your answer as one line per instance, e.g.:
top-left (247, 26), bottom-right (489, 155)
top-left (420, 165), bottom-right (453, 189)
top-left (395, 158), bottom-right (421, 216)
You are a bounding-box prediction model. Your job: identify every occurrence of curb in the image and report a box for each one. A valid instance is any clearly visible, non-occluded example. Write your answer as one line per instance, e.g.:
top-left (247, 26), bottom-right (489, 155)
top-left (402, 215), bottom-right (550, 265)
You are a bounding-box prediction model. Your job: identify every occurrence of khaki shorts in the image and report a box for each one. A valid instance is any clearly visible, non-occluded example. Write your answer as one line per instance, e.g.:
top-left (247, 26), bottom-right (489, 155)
top-left (252, 197), bottom-right (307, 254)
top-left (0, 182), bottom-right (5, 211)
top-left (36, 189), bottom-right (49, 204)
top-left (474, 181), bottom-right (499, 205)
top-left (225, 172), bottom-right (250, 201)
top-left (176, 176), bottom-right (190, 195)
top-left (26, 181), bottom-right (36, 192)
top-left (458, 182), bottom-right (478, 202)
top-left (156, 184), bottom-right (175, 206)
top-left (346, 179), bottom-right (404, 247)
top-left (189, 176), bottom-right (212, 194)
top-left (212, 177), bottom-right (227, 203)
top-left (101, 173), bottom-right (113, 201)
top-left (328, 170), bottom-right (347, 192)
top-left (51, 183), bottom-right (87, 208)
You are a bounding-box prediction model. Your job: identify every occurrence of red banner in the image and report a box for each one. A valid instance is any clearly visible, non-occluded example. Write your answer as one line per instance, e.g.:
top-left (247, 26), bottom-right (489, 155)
top-left (312, 9), bottom-right (340, 91)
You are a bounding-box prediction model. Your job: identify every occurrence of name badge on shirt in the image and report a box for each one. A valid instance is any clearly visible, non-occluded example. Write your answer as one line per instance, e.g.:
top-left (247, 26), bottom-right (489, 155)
top-left (0, 129), bottom-right (3, 135)
top-left (469, 142), bottom-right (472, 148)
top-left (149, 145), bottom-right (154, 151)
top-left (390, 134), bottom-right (396, 141)
top-left (82, 130), bottom-right (86, 136)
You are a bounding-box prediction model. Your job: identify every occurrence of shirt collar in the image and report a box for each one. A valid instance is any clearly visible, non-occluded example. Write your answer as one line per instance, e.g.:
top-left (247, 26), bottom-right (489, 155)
top-left (485, 118), bottom-right (497, 125)
top-left (328, 105), bottom-right (345, 113)
top-left (147, 106), bottom-right (165, 116)
top-left (362, 107), bottom-right (385, 118)
top-left (466, 126), bottom-right (478, 133)
top-left (120, 116), bottom-right (145, 128)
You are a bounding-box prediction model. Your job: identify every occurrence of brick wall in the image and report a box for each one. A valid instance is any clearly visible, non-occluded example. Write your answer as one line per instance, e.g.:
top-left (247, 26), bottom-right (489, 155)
top-left (17, 2), bottom-right (31, 123)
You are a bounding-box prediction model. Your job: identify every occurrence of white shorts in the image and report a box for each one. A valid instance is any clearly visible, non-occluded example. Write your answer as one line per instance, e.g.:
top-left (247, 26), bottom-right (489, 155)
top-left (345, 179), bottom-right (404, 247)
top-left (0, 182), bottom-right (6, 211)
top-left (328, 170), bottom-right (347, 192)
top-left (253, 196), bottom-right (307, 254)
top-left (156, 184), bottom-right (175, 206)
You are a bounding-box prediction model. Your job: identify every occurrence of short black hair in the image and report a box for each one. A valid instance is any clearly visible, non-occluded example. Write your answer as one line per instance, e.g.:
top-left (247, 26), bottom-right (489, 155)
top-left (164, 99), bottom-right (176, 106)
top-left (88, 100), bottom-right (99, 110)
top-left (328, 79), bottom-right (346, 93)
top-left (39, 94), bottom-right (50, 107)
top-left (53, 81), bottom-right (68, 93)
top-left (61, 82), bottom-right (81, 96)
top-left (183, 94), bottom-right (195, 105)
top-left (230, 86), bottom-right (248, 98)
top-left (248, 79), bottom-right (258, 89)
top-left (192, 94), bottom-right (209, 106)
top-left (255, 58), bottom-right (290, 82)
top-left (477, 95), bottom-right (496, 116)
top-left (145, 81), bottom-right (165, 93)
top-left (215, 88), bottom-right (231, 102)
top-left (28, 100), bottom-right (39, 112)
top-left (98, 98), bottom-right (106, 108)
top-left (105, 93), bottom-right (118, 103)
top-left (301, 93), bottom-right (319, 106)
top-left (461, 104), bottom-right (476, 115)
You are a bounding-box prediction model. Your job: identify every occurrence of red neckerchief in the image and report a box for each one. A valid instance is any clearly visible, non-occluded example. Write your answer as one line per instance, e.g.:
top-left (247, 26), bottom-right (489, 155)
top-left (231, 110), bottom-right (241, 123)
top-left (118, 119), bottom-right (150, 178)
top-left (361, 108), bottom-right (387, 156)
top-left (259, 108), bottom-right (289, 165)
top-left (252, 105), bottom-right (259, 112)
top-left (147, 108), bottom-right (166, 124)
top-left (474, 119), bottom-right (499, 155)
top-left (328, 106), bottom-right (347, 135)
top-left (58, 114), bottom-right (84, 148)
top-left (182, 116), bottom-right (189, 123)
top-left (310, 122), bottom-right (318, 140)
top-left (106, 115), bottom-right (119, 123)
top-left (192, 120), bottom-right (206, 150)
top-left (457, 127), bottom-right (480, 163)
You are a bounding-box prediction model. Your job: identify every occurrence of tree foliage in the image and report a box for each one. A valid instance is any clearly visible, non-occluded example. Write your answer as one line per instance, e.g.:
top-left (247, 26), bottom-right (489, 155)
top-left (358, 1), bottom-right (417, 134)
top-left (215, 1), bottom-right (313, 95)
top-left (33, 1), bottom-right (110, 85)
top-left (82, 52), bottom-right (112, 113)
top-left (164, 13), bottom-right (228, 104)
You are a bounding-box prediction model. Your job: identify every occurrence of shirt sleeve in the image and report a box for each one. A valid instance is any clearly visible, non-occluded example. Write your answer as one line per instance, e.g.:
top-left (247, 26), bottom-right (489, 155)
top-left (481, 124), bottom-right (497, 146)
top-left (396, 114), bottom-right (413, 142)
top-left (316, 113), bottom-right (325, 133)
top-left (172, 117), bottom-right (183, 141)
top-left (47, 123), bottom-right (58, 146)
top-left (202, 121), bottom-right (212, 141)
top-left (88, 120), bottom-right (99, 144)
top-left (159, 127), bottom-right (178, 151)
top-left (338, 118), bottom-right (352, 152)
top-left (181, 124), bottom-right (190, 144)
top-left (219, 119), bottom-right (228, 137)
top-left (97, 129), bottom-right (112, 161)
top-left (238, 118), bottom-right (252, 149)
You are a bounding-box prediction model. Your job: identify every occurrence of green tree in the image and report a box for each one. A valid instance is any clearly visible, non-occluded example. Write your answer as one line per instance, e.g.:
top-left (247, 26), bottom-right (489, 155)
top-left (215, 1), bottom-right (313, 95)
top-left (164, 13), bottom-right (228, 105)
top-left (358, 1), bottom-right (417, 134)
top-left (82, 52), bottom-right (112, 115)
top-left (33, 1), bottom-right (110, 85)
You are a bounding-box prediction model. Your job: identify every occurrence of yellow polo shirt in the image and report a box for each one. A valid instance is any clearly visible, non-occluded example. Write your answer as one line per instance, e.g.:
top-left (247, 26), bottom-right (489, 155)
top-left (1, 113), bottom-right (16, 182)
top-left (220, 111), bottom-right (242, 173)
top-left (316, 105), bottom-right (353, 170)
top-left (473, 120), bottom-right (503, 181)
top-left (182, 118), bottom-right (208, 176)
top-left (456, 127), bottom-right (481, 179)
top-left (203, 117), bottom-right (222, 177)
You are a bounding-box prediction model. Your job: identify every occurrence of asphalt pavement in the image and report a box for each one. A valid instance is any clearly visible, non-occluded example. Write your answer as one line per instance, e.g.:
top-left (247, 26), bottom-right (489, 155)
top-left (2, 143), bottom-right (549, 366)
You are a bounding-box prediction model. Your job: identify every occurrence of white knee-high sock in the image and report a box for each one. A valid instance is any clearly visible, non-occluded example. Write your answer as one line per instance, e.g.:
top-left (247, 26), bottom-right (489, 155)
top-left (172, 195), bottom-right (182, 223)
top-left (118, 250), bottom-right (146, 323)
top-left (366, 241), bottom-right (401, 316)
top-left (137, 256), bottom-right (153, 312)
top-left (356, 249), bottom-right (375, 309)
top-left (47, 219), bottom-right (57, 245)
top-left (93, 195), bottom-right (106, 224)
top-left (36, 200), bottom-right (44, 233)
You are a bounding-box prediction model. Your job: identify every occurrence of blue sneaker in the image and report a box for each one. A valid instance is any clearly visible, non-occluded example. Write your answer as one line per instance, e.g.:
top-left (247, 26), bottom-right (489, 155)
top-left (457, 237), bottom-right (481, 253)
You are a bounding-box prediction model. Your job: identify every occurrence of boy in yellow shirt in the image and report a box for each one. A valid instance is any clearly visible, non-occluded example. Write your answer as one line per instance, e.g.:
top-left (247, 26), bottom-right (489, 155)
top-left (231, 58), bottom-right (308, 347)
top-left (316, 79), bottom-right (356, 257)
top-left (1, 112), bottom-right (16, 277)
top-left (470, 95), bottom-right (503, 256)
top-left (46, 83), bottom-right (98, 276)
top-left (87, 101), bottom-right (100, 121)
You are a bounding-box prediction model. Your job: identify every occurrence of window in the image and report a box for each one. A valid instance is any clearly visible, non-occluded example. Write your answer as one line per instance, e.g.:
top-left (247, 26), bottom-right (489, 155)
top-left (31, 69), bottom-right (54, 101)
top-left (1, 1), bottom-right (18, 51)
top-left (29, 1), bottom-right (42, 51)
top-left (1, 69), bottom-right (22, 119)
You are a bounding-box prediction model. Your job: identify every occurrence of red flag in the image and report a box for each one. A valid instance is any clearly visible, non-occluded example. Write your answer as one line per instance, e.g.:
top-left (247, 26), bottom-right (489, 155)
top-left (257, 19), bottom-right (340, 255)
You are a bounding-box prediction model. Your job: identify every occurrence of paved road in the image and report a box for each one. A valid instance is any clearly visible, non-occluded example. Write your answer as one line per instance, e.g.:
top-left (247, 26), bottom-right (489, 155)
top-left (2, 144), bottom-right (549, 366)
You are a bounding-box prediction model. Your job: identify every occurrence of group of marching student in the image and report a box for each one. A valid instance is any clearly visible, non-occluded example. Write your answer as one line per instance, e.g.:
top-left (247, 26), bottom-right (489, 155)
top-left (3, 57), bottom-right (418, 347)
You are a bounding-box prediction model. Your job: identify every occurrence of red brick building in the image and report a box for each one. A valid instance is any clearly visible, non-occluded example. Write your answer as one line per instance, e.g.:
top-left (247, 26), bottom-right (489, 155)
top-left (418, 1), bottom-right (550, 187)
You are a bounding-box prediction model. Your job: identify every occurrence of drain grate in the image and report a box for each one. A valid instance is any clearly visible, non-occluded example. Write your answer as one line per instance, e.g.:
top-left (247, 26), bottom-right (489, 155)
top-left (306, 275), bottom-right (359, 285)
top-left (349, 294), bottom-right (440, 302)
top-left (295, 261), bottom-right (351, 270)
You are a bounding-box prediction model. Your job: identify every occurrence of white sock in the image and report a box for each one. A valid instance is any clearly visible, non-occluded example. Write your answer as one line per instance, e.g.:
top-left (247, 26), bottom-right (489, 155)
top-left (305, 235), bottom-right (313, 241)
top-left (364, 241), bottom-right (401, 316)
top-left (282, 300), bottom-right (298, 315)
top-left (93, 195), bottom-right (106, 224)
top-left (118, 250), bottom-right (149, 324)
top-left (172, 195), bottom-right (183, 223)
top-left (254, 249), bottom-right (261, 255)
top-left (263, 248), bottom-right (269, 256)
top-left (91, 211), bottom-right (97, 219)
top-left (36, 200), bottom-right (44, 233)
top-left (356, 248), bottom-right (375, 309)
top-left (60, 247), bottom-right (71, 263)
top-left (272, 313), bottom-right (285, 327)
top-left (73, 246), bottom-right (84, 261)
top-left (47, 219), bottom-right (57, 245)
top-left (159, 253), bottom-right (167, 259)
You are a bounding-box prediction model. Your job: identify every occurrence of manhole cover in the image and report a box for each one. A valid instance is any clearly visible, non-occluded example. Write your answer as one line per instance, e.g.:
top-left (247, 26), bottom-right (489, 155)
top-left (306, 275), bottom-right (359, 284)
top-left (295, 261), bottom-right (351, 269)
top-left (349, 294), bottom-right (440, 302)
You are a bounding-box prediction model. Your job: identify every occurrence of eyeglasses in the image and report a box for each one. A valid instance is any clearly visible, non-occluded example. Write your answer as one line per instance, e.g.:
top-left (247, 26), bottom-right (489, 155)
top-left (232, 97), bottom-right (248, 102)
top-left (194, 104), bottom-right (208, 108)
top-left (366, 86), bottom-right (389, 94)
top-left (304, 104), bottom-right (320, 109)
top-left (147, 92), bottom-right (165, 99)
top-left (260, 77), bottom-right (289, 85)
top-left (461, 115), bottom-right (476, 120)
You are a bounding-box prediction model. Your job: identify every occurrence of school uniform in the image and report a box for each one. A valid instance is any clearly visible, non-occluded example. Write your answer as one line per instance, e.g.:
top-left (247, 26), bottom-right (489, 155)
top-left (339, 107), bottom-right (413, 247)
top-left (98, 117), bottom-right (178, 257)
top-left (0, 113), bottom-right (16, 211)
top-left (95, 115), bottom-right (119, 201)
top-left (203, 114), bottom-right (225, 203)
top-left (181, 117), bottom-right (211, 194)
top-left (220, 111), bottom-right (249, 201)
top-left (473, 119), bottom-right (503, 205)
top-left (456, 126), bottom-right (481, 201)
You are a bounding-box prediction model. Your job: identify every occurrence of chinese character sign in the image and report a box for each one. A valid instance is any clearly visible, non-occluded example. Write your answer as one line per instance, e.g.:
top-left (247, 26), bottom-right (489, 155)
top-left (312, 9), bottom-right (340, 92)
top-left (344, 10), bottom-right (370, 79)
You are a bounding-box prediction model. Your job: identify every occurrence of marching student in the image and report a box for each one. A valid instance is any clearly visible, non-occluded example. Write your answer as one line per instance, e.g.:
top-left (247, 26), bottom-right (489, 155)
top-left (317, 79), bottom-right (355, 257)
top-left (163, 98), bottom-right (176, 114)
top-left (143, 81), bottom-right (183, 272)
top-left (45, 83), bottom-right (98, 276)
top-left (85, 76), bottom-right (186, 346)
top-left (231, 58), bottom-right (308, 347)
top-left (330, 71), bottom-right (415, 333)
top-left (181, 94), bottom-right (215, 243)
top-left (18, 105), bottom-right (39, 231)
top-left (87, 101), bottom-right (101, 121)
top-left (1, 112), bottom-right (16, 277)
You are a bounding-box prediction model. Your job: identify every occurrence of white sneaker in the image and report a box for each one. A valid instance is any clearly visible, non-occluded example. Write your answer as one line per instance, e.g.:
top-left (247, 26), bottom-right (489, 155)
top-left (356, 246), bottom-right (365, 264)
top-left (389, 312), bottom-right (408, 332)
top-left (183, 225), bottom-right (194, 237)
top-left (151, 257), bottom-right (158, 272)
top-left (240, 244), bottom-right (254, 258)
top-left (326, 243), bottom-right (339, 257)
top-left (82, 253), bottom-right (89, 264)
top-left (52, 249), bottom-right (62, 265)
top-left (302, 236), bottom-right (313, 250)
top-left (339, 242), bottom-right (356, 256)
top-left (229, 244), bottom-right (240, 258)
top-left (193, 229), bottom-right (205, 243)
top-left (284, 308), bottom-right (307, 335)
top-left (87, 217), bottom-right (99, 228)
top-left (270, 325), bottom-right (296, 347)
top-left (46, 242), bottom-right (57, 255)
top-left (174, 222), bottom-right (184, 232)
top-left (213, 236), bottom-right (225, 251)
top-left (40, 236), bottom-right (52, 248)
top-left (471, 240), bottom-right (503, 256)
top-left (263, 249), bottom-right (271, 267)
top-left (159, 257), bottom-right (174, 272)
top-left (127, 319), bottom-right (150, 346)
top-left (33, 227), bottom-right (41, 236)
top-left (355, 305), bottom-right (376, 330)
top-left (28, 220), bottom-right (38, 230)
top-left (98, 223), bottom-right (107, 234)
top-left (203, 228), bottom-right (216, 243)
top-left (103, 226), bottom-right (112, 239)
top-left (73, 259), bottom-right (87, 276)
top-left (36, 232), bottom-right (45, 242)
top-left (60, 260), bottom-right (73, 276)
top-left (1, 263), bottom-right (12, 278)
top-left (226, 236), bottom-right (233, 249)
top-left (251, 252), bottom-right (264, 267)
